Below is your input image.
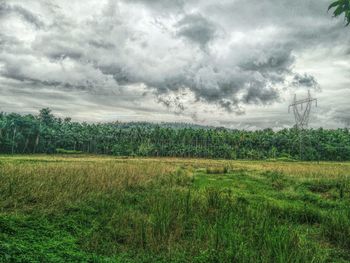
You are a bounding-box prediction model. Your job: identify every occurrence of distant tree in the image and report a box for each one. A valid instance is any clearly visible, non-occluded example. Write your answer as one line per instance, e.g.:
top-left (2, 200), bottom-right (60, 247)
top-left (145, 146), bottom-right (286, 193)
top-left (0, 108), bottom-right (350, 161)
top-left (138, 140), bottom-right (154, 156)
top-left (329, 0), bottom-right (350, 25)
top-left (39, 108), bottom-right (55, 126)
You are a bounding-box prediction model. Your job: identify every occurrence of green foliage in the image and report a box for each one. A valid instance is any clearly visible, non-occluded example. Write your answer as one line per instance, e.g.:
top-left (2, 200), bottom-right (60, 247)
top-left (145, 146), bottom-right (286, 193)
top-left (0, 215), bottom-right (96, 262)
top-left (1, 109), bottom-right (350, 161)
top-left (137, 140), bottom-right (154, 156)
top-left (56, 148), bottom-right (83, 154)
top-left (329, 0), bottom-right (350, 25)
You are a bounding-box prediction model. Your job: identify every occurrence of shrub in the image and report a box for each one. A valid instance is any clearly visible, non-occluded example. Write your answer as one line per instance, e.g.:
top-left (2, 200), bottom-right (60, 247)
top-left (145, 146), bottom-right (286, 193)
top-left (56, 148), bottom-right (83, 154)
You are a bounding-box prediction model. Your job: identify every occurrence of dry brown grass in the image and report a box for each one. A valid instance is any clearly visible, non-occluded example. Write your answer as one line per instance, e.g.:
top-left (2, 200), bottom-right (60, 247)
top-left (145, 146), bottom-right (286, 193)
top-left (0, 155), bottom-right (176, 212)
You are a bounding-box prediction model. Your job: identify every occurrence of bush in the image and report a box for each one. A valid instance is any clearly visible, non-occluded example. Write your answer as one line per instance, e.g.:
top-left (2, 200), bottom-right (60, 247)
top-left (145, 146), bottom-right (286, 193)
top-left (276, 157), bottom-right (297, 162)
top-left (56, 148), bottom-right (83, 154)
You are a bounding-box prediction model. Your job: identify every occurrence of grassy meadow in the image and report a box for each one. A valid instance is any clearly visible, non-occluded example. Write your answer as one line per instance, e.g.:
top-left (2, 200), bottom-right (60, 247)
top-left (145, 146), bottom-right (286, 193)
top-left (0, 155), bottom-right (349, 262)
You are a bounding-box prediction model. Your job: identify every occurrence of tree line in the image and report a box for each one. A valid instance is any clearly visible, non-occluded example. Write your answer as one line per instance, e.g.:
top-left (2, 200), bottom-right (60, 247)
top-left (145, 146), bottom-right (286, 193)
top-left (0, 108), bottom-right (349, 161)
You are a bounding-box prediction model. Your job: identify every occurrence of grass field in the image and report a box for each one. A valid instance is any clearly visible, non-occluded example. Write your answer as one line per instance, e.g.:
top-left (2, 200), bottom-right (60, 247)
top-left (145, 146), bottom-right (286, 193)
top-left (0, 155), bottom-right (349, 262)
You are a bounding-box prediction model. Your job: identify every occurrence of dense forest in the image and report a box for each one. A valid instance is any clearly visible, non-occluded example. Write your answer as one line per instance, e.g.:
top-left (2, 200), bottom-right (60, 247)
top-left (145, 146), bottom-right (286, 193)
top-left (0, 108), bottom-right (349, 161)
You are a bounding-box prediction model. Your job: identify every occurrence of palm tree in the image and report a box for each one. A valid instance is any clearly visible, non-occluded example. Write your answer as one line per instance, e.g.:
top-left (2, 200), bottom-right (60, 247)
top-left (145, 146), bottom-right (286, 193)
top-left (329, 0), bottom-right (350, 25)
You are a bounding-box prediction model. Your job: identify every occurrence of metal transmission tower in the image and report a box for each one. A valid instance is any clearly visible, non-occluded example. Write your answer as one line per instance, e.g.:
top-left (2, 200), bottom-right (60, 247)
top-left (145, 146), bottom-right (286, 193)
top-left (288, 90), bottom-right (318, 160)
top-left (289, 90), bottom-right (317, 129)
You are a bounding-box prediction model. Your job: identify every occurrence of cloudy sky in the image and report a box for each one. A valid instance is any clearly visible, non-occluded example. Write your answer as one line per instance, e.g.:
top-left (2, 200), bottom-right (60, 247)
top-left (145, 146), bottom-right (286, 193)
top-left (0, 0), bottom-right (349, 129)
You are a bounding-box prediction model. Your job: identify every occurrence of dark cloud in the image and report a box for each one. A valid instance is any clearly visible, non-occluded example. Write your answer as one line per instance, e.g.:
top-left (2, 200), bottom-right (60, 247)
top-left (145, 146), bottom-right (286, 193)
top-left (0, 2), bottom-right (44, 28)
top-left (176, 13), bottom-right (217, 48)
top-left (243, 84), bottom-right (279, 105)
top-left (88, 40), bottom-right (115, 50)
top-left (239, 48), bottom-right (294, 78)
top-left (32, 38), bottom-right (84, 61)
top-left (292, 73), bottom-right (320, 90)
top-left (157, 95), bottom-right (185, 114)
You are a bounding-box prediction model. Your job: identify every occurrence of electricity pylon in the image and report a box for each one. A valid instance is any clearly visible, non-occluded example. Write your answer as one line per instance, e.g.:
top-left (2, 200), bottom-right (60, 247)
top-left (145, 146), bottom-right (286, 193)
top-left (288, 90), bottom-right (317, 160)
top-left (289, 90), bottom-right (317, 129)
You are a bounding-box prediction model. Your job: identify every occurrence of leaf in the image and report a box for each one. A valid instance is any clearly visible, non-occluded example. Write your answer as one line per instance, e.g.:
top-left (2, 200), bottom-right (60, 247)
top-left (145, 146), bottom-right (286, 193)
top-left (329, 0), bottom-right (350, 26)
top-left (346, 12), bottom-right (350, 25)
top-left (328, 0), bottom-right (341, 11)
top-left (334, 5), bottom-right (345, 17)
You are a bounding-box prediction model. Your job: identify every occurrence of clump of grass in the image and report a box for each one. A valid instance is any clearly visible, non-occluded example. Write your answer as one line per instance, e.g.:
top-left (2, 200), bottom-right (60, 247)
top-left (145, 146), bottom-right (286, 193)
top-left (266, 202), bottom-right (322, 225)
top-left (303, 180), bottom-right (336, 193)
top-left (336, 179), bottom-right (349, 199)
top-left (322, 210), bottom-right (350, 250)
top-left (206, 166), bottom-right (228, 174)
top-left (302, 178), bottom-right (350, 200)
top-left (261, 171), bottom-right (287, 190)
top-left (206, 187), bottom-right (223, 211)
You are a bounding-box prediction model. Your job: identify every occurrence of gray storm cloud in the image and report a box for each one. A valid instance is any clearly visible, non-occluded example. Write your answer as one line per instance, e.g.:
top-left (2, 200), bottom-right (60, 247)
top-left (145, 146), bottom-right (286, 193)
top-left (176, 13), bottom-right (217, 49)
top-left (292, 73), bottom-right (320, 90)
top-left (0, 0), bottom-right (349, 128)
top-left (0, 2), bottom-right (44, 29)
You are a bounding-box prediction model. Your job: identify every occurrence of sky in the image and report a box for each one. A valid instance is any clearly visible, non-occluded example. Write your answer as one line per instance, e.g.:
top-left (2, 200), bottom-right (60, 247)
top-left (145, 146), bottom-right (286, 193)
top-left (0, 0), bottom-right (349, 129)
